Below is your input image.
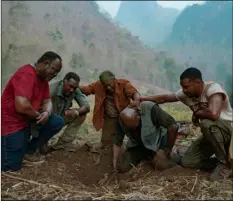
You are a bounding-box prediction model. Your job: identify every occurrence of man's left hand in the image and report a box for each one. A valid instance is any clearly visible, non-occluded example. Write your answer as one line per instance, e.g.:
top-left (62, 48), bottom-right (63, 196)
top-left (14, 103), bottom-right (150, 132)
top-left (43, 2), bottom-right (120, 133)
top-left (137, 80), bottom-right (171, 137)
top-left (36, 111), bottom-right (50, 124)
top-left (65, 109), bottom-right (79, 120)
top-left (128, 100), bottom-right (140, 110)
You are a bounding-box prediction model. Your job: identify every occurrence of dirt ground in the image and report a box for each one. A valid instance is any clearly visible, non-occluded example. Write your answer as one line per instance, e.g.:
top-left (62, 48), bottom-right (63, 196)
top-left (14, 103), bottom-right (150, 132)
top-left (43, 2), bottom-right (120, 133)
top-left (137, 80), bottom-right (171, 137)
top-left (2, 142), bottom-right (233, 200)
top-left (1, 124), bottom-right (233, 200)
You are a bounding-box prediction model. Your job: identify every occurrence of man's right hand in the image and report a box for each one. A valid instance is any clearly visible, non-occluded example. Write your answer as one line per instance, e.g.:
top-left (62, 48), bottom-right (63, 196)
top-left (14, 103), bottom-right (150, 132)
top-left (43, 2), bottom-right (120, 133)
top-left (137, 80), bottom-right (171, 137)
top-left (99, 169), bottom-right (119, 185)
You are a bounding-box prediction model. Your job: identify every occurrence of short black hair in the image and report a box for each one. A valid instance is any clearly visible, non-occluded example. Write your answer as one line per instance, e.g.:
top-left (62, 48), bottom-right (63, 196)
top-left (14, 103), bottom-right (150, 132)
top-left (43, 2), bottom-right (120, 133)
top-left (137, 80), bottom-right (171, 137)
top-left (37, 51), bottom-right (62, 64)
top-left (180, 67), bottom-right (203, 81)
top-left (63, 72), bottom-right (80, 83)
top-left (99, 70), bottom-right (115, 82)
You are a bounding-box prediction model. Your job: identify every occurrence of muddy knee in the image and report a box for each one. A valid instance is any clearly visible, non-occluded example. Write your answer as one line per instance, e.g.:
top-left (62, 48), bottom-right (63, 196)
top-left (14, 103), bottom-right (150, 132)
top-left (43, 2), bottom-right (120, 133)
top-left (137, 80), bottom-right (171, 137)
top-left (181, 152), bottom-right (201, 168)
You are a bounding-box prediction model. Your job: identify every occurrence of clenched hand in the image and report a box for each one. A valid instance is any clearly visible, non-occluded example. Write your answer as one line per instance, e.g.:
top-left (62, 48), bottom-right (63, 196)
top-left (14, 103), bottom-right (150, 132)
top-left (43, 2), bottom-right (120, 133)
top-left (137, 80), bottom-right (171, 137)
top-left (36, 111), bottom-right (49, 124)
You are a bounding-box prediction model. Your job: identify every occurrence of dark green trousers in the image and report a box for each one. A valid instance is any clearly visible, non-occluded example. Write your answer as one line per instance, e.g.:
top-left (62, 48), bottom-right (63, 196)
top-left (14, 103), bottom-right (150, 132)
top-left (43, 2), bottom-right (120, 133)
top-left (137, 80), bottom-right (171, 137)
top-left (181, 119), bottom-right (232, 169)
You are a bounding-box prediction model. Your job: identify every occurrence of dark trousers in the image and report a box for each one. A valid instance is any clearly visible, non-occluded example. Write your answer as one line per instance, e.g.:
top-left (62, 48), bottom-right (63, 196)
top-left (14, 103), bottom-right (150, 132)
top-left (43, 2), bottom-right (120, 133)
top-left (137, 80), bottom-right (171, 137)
top-left (1, 114), bottom-right (64, 172)
top-left (118, 145), bottom-right (154, 173)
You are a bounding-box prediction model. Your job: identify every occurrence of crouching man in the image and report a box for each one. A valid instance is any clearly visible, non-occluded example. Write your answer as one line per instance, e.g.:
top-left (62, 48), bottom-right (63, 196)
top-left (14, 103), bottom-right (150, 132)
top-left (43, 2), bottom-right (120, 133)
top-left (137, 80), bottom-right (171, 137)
top-left (140, 67), bottom-right (233, 180)
top-left (112, 101), bottom-right (178, 174)
top-left (43, 72), bottom-right (90, 153)
top-left (1, 51), bottom-right (64, 171)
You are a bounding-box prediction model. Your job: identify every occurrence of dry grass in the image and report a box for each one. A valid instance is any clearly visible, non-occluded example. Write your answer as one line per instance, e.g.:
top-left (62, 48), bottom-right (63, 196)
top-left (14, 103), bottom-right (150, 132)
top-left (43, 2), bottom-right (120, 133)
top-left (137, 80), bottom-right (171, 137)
top-left (1, 98), bottom-right (233, 200)
top-left (2, 169), bottom-right (233, 200)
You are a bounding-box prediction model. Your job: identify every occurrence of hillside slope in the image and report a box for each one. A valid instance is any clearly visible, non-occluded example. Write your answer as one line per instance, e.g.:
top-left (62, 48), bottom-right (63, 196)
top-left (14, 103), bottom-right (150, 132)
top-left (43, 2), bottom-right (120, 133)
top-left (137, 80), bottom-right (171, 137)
top-left (2, 1), bottom-right (182, 92)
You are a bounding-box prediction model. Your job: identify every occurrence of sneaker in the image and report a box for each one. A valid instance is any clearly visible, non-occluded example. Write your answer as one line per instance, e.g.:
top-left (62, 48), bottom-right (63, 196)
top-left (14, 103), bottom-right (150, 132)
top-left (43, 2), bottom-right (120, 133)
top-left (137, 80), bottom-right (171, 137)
top-left (209, 163), bottom-right (232, 181)
top-left (39, 143), bottom-right (55, 155)
top-left (24, 153), bottom-right (45, 164)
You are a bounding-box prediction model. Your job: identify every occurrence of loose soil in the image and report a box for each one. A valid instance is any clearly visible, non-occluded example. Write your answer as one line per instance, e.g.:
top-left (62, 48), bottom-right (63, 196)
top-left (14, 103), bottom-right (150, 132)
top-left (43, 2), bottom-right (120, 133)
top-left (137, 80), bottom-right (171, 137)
top-left (2, 145), bottom-right (233, 200)
top-left (2, 145), bottom-right (208, 188)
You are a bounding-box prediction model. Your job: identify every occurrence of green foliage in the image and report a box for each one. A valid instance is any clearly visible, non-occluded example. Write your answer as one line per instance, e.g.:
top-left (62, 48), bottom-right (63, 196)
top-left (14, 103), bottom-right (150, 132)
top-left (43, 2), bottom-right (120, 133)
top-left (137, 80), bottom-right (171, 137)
top-left (148, 72), bottom-right (154, 83)
top-left (43, 13), bottom-right (51, 22)
top-left (8, 2), bottom-right (31, 31)
top-left (163, 57), bottom-right (179, 90)
top-left (48, 27), bottom-right (63, 42)
top-left (69, 52), bottom-right (85, 69)
top-left (62, 5), bottom-right (71, 13)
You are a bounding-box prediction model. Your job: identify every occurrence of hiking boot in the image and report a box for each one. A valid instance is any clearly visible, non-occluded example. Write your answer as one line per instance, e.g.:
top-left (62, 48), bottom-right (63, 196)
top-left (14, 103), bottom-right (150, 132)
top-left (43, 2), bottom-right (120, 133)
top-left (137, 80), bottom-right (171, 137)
top-left (209, 163), bottom-right (232, 181)
top-left (39, 143), bottom-right (55, 155)
top-left (24, 153), bottom-right (45, 164)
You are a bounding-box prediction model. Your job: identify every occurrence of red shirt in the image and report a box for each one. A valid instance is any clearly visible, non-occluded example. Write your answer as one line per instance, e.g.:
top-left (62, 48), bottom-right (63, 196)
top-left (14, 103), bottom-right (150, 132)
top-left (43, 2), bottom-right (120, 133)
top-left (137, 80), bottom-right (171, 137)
top-left (1, 64), bottom-right (50, 136)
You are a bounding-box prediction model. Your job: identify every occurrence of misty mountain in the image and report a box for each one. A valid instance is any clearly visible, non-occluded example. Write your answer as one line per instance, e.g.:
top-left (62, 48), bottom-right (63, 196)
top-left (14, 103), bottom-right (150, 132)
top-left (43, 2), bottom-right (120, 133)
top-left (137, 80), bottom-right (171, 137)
top-left (163, 1), bottom-right (232, 84)
top-left (115, 1), bottom-right (179, 47)
top-left (167, 1), bottom-right (232, 49)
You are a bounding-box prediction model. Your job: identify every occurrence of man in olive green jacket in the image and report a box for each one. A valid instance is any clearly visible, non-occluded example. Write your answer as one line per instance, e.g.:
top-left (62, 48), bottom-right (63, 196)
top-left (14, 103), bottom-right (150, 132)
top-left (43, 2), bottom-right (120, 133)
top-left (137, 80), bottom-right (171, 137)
top-left (46, 72), bottom-right (90, 152)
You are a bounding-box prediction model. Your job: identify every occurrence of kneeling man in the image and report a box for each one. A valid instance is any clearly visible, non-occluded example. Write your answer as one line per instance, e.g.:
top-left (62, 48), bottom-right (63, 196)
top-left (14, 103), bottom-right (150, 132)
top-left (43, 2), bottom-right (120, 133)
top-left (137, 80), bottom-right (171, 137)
top-left (112, 101), bottom-right (178, 173)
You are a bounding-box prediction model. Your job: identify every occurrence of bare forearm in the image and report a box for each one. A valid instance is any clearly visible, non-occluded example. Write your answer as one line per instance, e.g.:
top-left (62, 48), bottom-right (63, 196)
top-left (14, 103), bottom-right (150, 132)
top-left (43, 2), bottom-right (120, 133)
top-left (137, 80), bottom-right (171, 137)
top-left (141, 95), bottom-right (167, 104)
top-left (42, 101), bottom-right (52, 114)
top-left (167, 124), bottom-right (178, 151)
top-left (17, 104), bottom-right (40, 119)
top-left (113, 144), bottom-right (122, 170)
top-left (76, 106), bottom-right (90, 116)
top-left (15, 97), bottom-right (40, 119)
top-left (141, 94), bottom-right (178, 104)
top-left (132, 93), bottom-right (140, 101)
top-left (195, 109), bottom-right (219, 121)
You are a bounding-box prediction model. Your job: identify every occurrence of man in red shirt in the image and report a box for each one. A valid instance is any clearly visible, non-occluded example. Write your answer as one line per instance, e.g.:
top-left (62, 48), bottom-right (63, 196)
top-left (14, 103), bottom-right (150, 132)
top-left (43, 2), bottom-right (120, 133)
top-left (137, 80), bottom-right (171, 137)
top-left (1, 51), bottom-right (64, 172)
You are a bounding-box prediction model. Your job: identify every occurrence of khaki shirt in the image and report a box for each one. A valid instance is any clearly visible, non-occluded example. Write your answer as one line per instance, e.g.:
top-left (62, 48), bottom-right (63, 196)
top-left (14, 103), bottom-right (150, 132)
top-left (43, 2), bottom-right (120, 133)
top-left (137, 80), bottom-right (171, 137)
top-left (50, 80), bottom-right (90, 117)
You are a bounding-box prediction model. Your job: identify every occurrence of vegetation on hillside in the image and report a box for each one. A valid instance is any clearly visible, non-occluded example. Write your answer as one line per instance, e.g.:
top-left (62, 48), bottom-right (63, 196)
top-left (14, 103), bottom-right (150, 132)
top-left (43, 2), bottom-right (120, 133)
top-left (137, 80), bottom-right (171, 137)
top-left (2, 1), bottom-right (183, 93)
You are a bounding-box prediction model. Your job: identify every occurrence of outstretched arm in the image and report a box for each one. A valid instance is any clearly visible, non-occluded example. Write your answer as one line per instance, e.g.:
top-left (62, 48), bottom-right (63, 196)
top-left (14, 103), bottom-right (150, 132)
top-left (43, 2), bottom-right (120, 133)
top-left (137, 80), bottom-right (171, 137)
top-left (140, 93), bottom-right (179, 104)
top-left (79, 82), bottom-right (97, 96)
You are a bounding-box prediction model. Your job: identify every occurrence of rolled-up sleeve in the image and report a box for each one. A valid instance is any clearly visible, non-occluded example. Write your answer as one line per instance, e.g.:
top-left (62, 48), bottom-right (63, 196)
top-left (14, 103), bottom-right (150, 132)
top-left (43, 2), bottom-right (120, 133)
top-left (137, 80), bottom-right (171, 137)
top-left (124, 81), bottom-right (138, 99)
top-left (74, 89), bottom-right (90, 110)
top-left (112, 120), bottom-right (125, 146)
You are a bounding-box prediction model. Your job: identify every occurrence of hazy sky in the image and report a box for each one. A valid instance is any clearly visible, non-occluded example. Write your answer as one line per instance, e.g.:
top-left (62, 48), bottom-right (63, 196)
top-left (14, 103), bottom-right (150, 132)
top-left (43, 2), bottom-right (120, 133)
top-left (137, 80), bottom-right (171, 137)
top-left (97, 1), bottom-right (205, 17)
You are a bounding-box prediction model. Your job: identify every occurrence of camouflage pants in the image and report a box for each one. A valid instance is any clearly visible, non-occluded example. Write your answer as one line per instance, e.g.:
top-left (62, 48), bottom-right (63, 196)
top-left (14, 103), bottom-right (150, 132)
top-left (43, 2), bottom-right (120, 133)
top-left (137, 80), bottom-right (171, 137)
top-left (182, 119), bottom-right (232, 169)
top-left (51, 115), bottom-right (86, 151)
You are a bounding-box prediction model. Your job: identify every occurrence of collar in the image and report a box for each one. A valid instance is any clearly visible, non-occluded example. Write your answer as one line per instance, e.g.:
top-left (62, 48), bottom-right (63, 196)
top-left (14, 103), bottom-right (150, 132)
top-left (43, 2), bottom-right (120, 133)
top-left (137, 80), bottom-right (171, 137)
top-left (30, 63), bottom-right (36, 68)
top-left (113, 79), bottom-right (121, 96)
top-left (56, 80), bottom-right (65, 98)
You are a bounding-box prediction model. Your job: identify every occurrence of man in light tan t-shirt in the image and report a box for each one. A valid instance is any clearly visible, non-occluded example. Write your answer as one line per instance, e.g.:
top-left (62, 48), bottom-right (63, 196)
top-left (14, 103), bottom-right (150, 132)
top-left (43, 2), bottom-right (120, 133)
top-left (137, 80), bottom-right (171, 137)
top-left (139, 67), bottom-right (232, 181)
